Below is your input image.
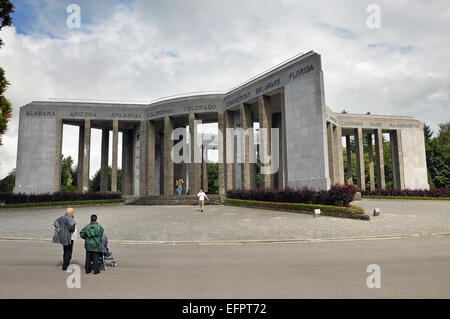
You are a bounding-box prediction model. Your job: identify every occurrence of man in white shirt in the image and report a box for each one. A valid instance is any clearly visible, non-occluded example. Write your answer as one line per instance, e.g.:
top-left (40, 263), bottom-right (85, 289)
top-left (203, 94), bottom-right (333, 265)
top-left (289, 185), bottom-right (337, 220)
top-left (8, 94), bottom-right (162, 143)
top-left (196, 189), bottom-right (209, 212)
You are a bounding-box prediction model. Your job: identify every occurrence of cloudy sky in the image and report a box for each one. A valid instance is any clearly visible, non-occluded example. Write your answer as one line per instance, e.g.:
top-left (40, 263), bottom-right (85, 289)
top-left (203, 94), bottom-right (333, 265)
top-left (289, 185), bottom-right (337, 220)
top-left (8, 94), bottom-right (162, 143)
top-left (0, 0), bottom-right (449, 179)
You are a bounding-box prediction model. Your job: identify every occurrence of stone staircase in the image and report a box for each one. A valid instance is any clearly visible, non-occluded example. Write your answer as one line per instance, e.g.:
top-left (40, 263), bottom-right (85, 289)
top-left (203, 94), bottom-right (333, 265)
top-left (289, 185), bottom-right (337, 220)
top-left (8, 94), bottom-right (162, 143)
top-left (128, 194), bottom-right (224, 206)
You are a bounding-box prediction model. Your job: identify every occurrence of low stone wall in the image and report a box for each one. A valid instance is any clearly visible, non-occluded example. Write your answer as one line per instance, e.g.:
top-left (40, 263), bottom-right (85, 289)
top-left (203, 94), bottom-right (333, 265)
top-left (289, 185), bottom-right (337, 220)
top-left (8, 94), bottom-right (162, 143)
top-left (224, 199), bottom-right (369, 220)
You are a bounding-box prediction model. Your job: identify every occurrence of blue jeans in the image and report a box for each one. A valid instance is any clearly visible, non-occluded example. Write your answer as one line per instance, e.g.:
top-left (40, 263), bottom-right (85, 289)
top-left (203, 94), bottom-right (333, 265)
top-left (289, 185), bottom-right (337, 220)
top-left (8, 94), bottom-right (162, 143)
top-left (177, 186), bottom-right (182, 195)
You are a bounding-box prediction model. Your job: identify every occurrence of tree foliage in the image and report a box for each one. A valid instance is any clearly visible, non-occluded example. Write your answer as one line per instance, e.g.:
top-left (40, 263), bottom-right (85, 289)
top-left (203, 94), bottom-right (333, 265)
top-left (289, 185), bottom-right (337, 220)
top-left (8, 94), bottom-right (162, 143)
top-left (0, 168), bottom-right (14, 192)
top-left (0, 0), bottom-right (14, 145)
top-left (90, 167), bottom-right (122, 193)
top-left (425, 122), bottom-right (450, 188)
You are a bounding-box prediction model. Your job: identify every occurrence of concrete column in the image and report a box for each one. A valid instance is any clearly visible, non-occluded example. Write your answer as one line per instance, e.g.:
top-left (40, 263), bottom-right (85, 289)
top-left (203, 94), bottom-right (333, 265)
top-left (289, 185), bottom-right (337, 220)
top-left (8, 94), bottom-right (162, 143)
top-left (279, 89), bottom-right (288, 188)
top-left (390, 130), bottom-right (405, 189)
top-left (81, 119), bottom-right (91, 193)
top-left (111, 120), bottom-right (118, 193)
top-left (77, 124), bottom-right (85, 193)
top-left (100, 129), bottom-right (109, 194)
top-left (225, 111), bottom-right (235, 191)
top-left (327, 123), bottom-right (335, 185)
top-left (147, 121), bottom-right (156, 195)
top-left (374, 128), bottom-right (385, 189)
top-left (139, 120), bottom-right (148, 196)
top-left (54, 119), bottom-right (63, 192)
top-left (217, 112), bottom-right (226, 195)
top-left (334, 126), bottom-right (345, 184)
top-left (367, 133), bottom-right (375, 191)
top-left (345, 135), bottom-right (353, 185)
top-left (397, 130), bottom-right (405, 190)
top-left (121, 130), bottom-right (127, 194)
top-left (202, 145), bottom-right (208, 192)
top-left (240, 104), bottom-right (253, 190)
top-left (164, 116), bottom-right (174, 195)
top-left (275, 113), bottom-right (284, 189)
top-left (122, 129), bottom-right (134, 195)
top-left (189, 114), bottom-right (201, 194)
top-left (258, 95), bottom-right (273, 189)
top-left (355, 127), bottom-right (365, 190)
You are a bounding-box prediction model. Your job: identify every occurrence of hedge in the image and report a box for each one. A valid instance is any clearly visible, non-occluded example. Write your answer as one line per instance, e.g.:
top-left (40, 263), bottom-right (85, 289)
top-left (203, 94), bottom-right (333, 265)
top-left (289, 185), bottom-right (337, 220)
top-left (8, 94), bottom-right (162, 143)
top-left (0, 192), bottom-right (122, 205)
top-left (224, 198), bottom-right (369, 220)
top-left (226, 185), bottom-right (357, 207)
top-left (361, 188), bottom-right (450, 198)
top-left (0, 198), bottom-right (123, 209)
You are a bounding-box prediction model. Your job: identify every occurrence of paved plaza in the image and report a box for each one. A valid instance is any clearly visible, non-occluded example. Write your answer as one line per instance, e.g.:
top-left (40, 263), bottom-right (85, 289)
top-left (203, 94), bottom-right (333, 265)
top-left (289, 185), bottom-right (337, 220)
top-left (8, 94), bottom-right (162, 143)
top-left (0, 199), bottom-right (449, 298)
top-left (0, 199), bottom-right (448, 242)
top-left (0, 236), bottom-right (449, 298)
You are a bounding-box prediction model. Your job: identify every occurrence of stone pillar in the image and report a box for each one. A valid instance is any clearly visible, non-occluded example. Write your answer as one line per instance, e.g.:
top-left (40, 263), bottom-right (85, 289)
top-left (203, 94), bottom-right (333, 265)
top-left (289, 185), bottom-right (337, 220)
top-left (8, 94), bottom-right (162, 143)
top-left (147, 121), bottom-right (156, 195)
top-left (390, 130), bottom-right (405, 189)
top-left (122, 129), bottom-right (134, 195)
top-left (54, 119), bottom-right (63, 192)
top-left (345, 135), bottom-right (353, 185)
top-left (258, 95), bottom-right (273, 189)
top-left (189, 114), bottom-right (201, 194)
top-left (355, 127), bottom-right (365, 191)
top-left (77, 124), bottom-right (84, 193)
top-left (202, 145), bottom-right (208, 192)
top-left (327, 122), bottom-right (335, 185)
top-left (81, 119), bottom-right (91, 193)
top-left (225, 111), bottom-right (235, 191)
top-left (334, 126), bottom-right (345, 184)
top-left (279, 89), bottom-right (288, 188)
top-left (276, 114), bottom-right (283, 189)
top-left (240, 104), bottom-right (253, 190)
top-left (139, 120), bottom-right (148, 196)
top-left (100, 128), bottom-right (109, 194)
top-left (367, 133), bottom-right (375, 191)
top-left (217, 112), bottom-right (225, 195)
top-left (164, 116), bottom-right (174, 195)
top-left (111, 120), bottom-right (118, 193)
top-left (374, 128), bottom-right (385, 189)
top-left (121, 130), bottom-right (127, 194)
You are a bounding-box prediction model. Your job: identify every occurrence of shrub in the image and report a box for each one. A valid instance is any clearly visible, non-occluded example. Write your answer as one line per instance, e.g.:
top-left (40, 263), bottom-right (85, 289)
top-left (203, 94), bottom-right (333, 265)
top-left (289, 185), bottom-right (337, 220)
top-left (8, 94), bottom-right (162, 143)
top-left (0, 192), bottom-right (121, 205)
top-left (361, 188), bottom-right (450, 198)
top-left (226, 184), bottom-right (357, 207)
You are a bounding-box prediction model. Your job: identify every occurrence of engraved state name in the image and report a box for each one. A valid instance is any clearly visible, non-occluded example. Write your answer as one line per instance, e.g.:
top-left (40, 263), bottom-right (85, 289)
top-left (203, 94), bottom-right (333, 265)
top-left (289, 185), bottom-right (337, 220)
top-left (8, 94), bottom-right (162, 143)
top-left (25, 110), bottom-right (56, 117)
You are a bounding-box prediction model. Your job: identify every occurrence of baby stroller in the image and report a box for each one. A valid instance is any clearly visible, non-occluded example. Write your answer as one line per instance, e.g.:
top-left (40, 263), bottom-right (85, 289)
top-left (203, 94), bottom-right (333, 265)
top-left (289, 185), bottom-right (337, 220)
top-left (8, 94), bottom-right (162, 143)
top-left (100, 233), bottom-right (118, 270)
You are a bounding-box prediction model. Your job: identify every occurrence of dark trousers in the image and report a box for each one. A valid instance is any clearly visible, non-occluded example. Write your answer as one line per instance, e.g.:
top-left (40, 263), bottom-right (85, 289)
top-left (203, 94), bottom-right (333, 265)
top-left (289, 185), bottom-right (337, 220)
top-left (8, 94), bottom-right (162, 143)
top-left (85, 251), bottom-right (100, 274)
top-left (62, 240), bottom-right (74, 270)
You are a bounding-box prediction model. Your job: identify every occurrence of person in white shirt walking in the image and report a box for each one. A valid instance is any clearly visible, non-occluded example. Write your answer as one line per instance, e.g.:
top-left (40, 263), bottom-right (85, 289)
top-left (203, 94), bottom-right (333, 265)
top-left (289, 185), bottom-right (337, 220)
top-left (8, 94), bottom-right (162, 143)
top-left (197, 189), bottom-right (209, 212)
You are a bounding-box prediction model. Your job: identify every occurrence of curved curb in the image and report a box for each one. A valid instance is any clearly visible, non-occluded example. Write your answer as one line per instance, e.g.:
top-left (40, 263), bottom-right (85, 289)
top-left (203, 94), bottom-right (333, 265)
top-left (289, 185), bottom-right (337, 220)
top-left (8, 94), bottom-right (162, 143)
top-left (0, 233), bottom-right (449, 246)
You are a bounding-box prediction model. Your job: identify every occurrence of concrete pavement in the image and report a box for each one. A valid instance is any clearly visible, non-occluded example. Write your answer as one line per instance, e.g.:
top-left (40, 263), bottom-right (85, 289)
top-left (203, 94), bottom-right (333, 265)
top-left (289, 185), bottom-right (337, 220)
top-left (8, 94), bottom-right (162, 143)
top-left (0, 199), bottom-right (448, 242)
top-left (0, 235), bottom-right (449, 298)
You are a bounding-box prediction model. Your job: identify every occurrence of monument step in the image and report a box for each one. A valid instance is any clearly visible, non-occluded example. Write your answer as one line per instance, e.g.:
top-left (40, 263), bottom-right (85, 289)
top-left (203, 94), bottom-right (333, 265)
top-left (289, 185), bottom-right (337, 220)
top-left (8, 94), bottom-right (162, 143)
top-left (128, 194), bottom-right (223, 205)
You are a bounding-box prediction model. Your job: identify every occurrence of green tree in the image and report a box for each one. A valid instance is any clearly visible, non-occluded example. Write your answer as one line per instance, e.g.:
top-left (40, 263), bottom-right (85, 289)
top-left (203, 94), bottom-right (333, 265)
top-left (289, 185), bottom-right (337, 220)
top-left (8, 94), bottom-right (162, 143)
top-left (425, 122), bottom-right (450, 188)
top-left (0, 168), bottom-right (15, 192)
top-left (90, 167), bottom-right (122, 193)
top-left (0, 0), bottom-right (14, 146)
top-left (207, 162), bottom-right (218, 194)
top-left (60, 155), bottom-right (77, 192)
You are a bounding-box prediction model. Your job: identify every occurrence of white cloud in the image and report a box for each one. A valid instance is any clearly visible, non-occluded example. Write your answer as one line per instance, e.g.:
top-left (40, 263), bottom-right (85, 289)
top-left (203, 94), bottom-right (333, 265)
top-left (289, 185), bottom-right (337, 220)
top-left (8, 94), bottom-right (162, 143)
top-left (0, 0), bottom-right (449, 178)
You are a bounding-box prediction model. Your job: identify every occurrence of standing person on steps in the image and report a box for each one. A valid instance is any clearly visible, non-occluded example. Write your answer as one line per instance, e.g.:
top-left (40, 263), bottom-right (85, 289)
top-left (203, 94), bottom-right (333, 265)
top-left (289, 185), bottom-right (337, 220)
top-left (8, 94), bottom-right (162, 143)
top-left (197, 189), bottom-right (209, 212)
top-left (80, 214), bottom-right (104, 275)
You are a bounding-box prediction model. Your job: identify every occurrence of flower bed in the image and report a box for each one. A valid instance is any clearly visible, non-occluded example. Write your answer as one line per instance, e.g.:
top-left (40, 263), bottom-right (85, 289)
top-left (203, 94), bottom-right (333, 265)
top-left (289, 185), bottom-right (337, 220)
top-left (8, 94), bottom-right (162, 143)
top-left (226, 185), bottom-right (357, 207)
top-left (224, 198), bottom-right (369, 220)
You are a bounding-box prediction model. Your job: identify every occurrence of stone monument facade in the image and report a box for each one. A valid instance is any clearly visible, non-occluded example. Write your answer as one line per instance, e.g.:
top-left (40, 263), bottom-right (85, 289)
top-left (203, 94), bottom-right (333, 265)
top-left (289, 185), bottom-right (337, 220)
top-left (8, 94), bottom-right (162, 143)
top-left (14, 51), bottom-right (429, 195)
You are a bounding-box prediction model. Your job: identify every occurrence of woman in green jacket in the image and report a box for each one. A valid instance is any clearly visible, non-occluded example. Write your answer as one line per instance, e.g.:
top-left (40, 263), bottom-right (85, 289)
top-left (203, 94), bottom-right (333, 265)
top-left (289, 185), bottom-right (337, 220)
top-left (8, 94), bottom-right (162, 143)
top-left (80, 214), bottom-right (104, 275)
